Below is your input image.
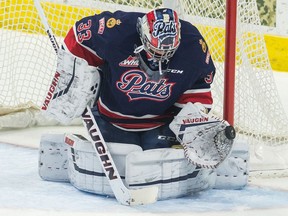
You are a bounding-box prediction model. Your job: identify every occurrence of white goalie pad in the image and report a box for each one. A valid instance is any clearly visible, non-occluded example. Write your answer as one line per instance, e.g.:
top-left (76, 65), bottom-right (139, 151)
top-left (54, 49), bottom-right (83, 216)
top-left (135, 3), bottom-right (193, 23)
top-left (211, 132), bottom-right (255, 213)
top-left (125, 149), bottom-right (214, 200)
top-left (65, 134), bottom-right (142, 196)
top-left (126, 139), bottom-right (249, 200)
top-left (41, 48), bottom-right (101, 124)
top-left (39, 134), bottom-right (69, 182)
top-left (39, 134), bottom-right (212, 199)
top-left (213, 138), bottom-right (249, 189)
top-left (39, 133), bottom-right (143, 197)
top-left (170, 102), bottom-right (235, 169)
top-left (39, 134), bottom-right (248, 200)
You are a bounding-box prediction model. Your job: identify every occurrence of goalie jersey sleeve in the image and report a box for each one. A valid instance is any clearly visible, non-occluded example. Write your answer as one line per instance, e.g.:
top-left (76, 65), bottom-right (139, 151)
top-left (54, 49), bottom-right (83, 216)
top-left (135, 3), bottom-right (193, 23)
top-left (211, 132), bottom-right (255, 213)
top-left (63, 11), bottom-right (216, 131)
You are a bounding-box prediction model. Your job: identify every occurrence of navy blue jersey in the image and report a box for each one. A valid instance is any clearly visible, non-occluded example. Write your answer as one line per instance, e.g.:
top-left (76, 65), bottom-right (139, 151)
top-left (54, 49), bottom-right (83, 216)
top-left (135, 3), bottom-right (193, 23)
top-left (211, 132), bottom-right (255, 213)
top-left (64, 10), bottom-right (215, 131)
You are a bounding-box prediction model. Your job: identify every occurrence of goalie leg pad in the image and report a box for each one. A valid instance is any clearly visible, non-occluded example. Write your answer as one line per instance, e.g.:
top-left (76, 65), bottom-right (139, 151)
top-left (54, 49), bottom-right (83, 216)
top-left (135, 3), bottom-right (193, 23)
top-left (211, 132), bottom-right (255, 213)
top-left (39, 134), bottom-right (248, 200)
top-left (39, 134), bottom-right (69, 182)
top-left (66, 134), bottom-right (113, 196)
top-left (213, 138), bottom-right (249, 189)
top-left (65, 134), bottom-right (143, 197)
top-left (39, 133), bottom-right (214, 199)
top-left (39, 133), bottom-right (143, 196)
top-left (126, 148), bottom-right (215, 200)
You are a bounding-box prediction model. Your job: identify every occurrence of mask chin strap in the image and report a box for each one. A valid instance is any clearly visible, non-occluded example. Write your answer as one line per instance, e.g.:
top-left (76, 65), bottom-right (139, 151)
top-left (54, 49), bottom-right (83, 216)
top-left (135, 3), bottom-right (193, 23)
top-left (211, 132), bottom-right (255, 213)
top-left (159, 61), bottom-right (163, 75)
top-left (134, 44), bottom-right (144, 54)
top-left (134, 45), bottom-right (166, 80)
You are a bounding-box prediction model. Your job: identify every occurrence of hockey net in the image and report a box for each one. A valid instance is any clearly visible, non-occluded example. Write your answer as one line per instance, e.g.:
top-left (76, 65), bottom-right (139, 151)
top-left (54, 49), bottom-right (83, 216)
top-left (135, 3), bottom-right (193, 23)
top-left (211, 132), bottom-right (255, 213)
top-left (1, 0), bottom-right (288, 177)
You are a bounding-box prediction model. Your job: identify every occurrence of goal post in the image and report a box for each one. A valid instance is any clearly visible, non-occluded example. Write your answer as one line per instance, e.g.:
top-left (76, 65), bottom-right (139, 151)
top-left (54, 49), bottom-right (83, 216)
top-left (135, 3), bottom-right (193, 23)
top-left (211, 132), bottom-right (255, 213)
top-left (1, 0), bottom-right (288, 176)
top-left (223, 0), bottom-right (237, 126)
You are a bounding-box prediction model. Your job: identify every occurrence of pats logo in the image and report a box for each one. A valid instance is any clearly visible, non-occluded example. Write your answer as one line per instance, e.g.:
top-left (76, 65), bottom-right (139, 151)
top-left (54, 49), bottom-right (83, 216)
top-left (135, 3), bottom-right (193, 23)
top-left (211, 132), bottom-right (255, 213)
top-left (152, 20), bottom-right (177, 42)
top-left (116, 70), bottom-right (175, 101)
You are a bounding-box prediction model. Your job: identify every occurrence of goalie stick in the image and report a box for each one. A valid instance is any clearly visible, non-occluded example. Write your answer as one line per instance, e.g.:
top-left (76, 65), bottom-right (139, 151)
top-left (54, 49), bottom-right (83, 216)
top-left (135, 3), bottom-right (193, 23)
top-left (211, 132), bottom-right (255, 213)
top-left (34, 0), bottom-right (158, 205)
top-left (34, 0), bottom-right (59, 54)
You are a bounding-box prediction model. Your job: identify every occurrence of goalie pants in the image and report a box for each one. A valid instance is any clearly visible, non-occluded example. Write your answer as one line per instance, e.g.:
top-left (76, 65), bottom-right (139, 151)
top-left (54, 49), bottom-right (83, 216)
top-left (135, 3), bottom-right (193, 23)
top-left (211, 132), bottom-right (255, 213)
top-left (92, 108), bottom-right (180, 150)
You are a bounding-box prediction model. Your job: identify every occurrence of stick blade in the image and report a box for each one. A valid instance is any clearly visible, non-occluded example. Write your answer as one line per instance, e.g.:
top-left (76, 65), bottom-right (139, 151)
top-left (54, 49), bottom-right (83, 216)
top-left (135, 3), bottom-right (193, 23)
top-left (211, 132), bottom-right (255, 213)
top-left (129, 186), bottom-right (158, 205)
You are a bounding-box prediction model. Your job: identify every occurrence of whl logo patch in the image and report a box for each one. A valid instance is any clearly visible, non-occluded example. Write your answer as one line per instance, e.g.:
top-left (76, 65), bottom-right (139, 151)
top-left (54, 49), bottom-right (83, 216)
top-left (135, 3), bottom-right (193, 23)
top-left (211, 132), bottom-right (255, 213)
top-left (119, 55), bottom-right (139, 67)
top-left (116, 70), bottom-right (175, 101)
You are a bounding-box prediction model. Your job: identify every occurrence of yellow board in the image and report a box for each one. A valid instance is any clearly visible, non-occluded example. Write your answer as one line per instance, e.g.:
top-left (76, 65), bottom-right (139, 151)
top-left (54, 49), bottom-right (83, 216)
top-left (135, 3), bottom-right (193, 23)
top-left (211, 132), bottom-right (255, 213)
top-left (0, 0), bottom-right (101, 36)
top-left (264, 35), bottom-right (288, 72)
top-left (1, 0), bottom-right (287, 72)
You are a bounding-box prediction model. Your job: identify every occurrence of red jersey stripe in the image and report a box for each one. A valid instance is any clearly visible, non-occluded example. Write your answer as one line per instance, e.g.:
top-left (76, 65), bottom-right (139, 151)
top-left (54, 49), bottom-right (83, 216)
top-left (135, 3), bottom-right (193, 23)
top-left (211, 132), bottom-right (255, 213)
top-left (114, 122), bottom-right (164, 130)
top-left (64, 27), bottom-right (104, 67)
top-left (176, 90), bottom-right (213, 105)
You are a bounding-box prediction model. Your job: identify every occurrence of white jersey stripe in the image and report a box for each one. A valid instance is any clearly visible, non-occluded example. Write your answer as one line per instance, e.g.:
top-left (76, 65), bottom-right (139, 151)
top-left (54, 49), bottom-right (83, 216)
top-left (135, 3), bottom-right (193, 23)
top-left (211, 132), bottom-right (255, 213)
top-left (183, 88), bottom-right (211, 94)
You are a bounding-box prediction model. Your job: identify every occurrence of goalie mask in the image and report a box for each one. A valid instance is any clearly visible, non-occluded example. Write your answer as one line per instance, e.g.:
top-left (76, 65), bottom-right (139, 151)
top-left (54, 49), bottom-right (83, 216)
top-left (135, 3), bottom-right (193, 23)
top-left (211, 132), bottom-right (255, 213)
top-left (135, 8), bottom-right (181, 64)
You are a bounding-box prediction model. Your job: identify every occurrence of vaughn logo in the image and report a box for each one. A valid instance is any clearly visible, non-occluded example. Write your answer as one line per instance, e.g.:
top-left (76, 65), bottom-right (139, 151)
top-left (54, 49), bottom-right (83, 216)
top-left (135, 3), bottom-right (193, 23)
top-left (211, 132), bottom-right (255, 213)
top-left (182, 117), bottom-right (209, 124)
top-left (119, 55), bottom-right (139, 67)
top-left (116, 70), bottom-right (175, 101)
top-left (41, 71), bottom-right (60, 110)
top-left (82, 108), bottom-right (117, 180)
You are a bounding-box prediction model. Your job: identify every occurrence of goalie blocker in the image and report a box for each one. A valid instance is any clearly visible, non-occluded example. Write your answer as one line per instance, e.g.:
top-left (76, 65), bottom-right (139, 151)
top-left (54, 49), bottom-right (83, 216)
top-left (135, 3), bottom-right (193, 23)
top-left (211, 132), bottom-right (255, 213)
top-left (41, 48), bottom-right (101, 124)
top-left (39, 133), bottom-right (249, 201)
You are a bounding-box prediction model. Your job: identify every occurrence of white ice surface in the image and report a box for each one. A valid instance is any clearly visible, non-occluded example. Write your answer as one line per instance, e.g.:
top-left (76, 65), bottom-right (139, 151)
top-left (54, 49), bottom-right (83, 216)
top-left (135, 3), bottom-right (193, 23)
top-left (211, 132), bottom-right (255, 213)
top-left (0, 72), bottom-right (288, 216)
top-left (1, 143), bottom-right (288, 216)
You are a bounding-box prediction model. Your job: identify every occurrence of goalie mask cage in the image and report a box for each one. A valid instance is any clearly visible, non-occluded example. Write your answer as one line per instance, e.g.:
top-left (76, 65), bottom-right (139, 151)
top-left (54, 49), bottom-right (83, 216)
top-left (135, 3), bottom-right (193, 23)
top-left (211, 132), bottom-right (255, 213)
top-left (1, 0), bottom-right (288, 177)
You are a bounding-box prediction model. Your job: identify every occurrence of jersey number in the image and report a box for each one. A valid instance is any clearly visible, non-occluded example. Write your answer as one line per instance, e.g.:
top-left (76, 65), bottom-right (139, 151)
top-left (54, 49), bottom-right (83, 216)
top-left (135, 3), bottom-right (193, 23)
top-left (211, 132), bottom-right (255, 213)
top-left (77, 20), bottom-right (92, 43)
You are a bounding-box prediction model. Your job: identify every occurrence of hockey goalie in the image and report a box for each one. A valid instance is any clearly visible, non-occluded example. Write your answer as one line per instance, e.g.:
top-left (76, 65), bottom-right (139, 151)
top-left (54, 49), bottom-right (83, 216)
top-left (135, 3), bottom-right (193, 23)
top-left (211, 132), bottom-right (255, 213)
top-left (39, 8), bottom-right (249, 204)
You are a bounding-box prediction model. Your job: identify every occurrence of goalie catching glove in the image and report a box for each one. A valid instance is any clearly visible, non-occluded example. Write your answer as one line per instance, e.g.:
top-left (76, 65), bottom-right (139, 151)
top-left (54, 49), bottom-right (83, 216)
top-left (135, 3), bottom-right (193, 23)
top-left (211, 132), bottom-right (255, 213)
top-left (41, 48), bottom-right (101, 124)
top-left (169, 102), bottom-right (236, 169)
